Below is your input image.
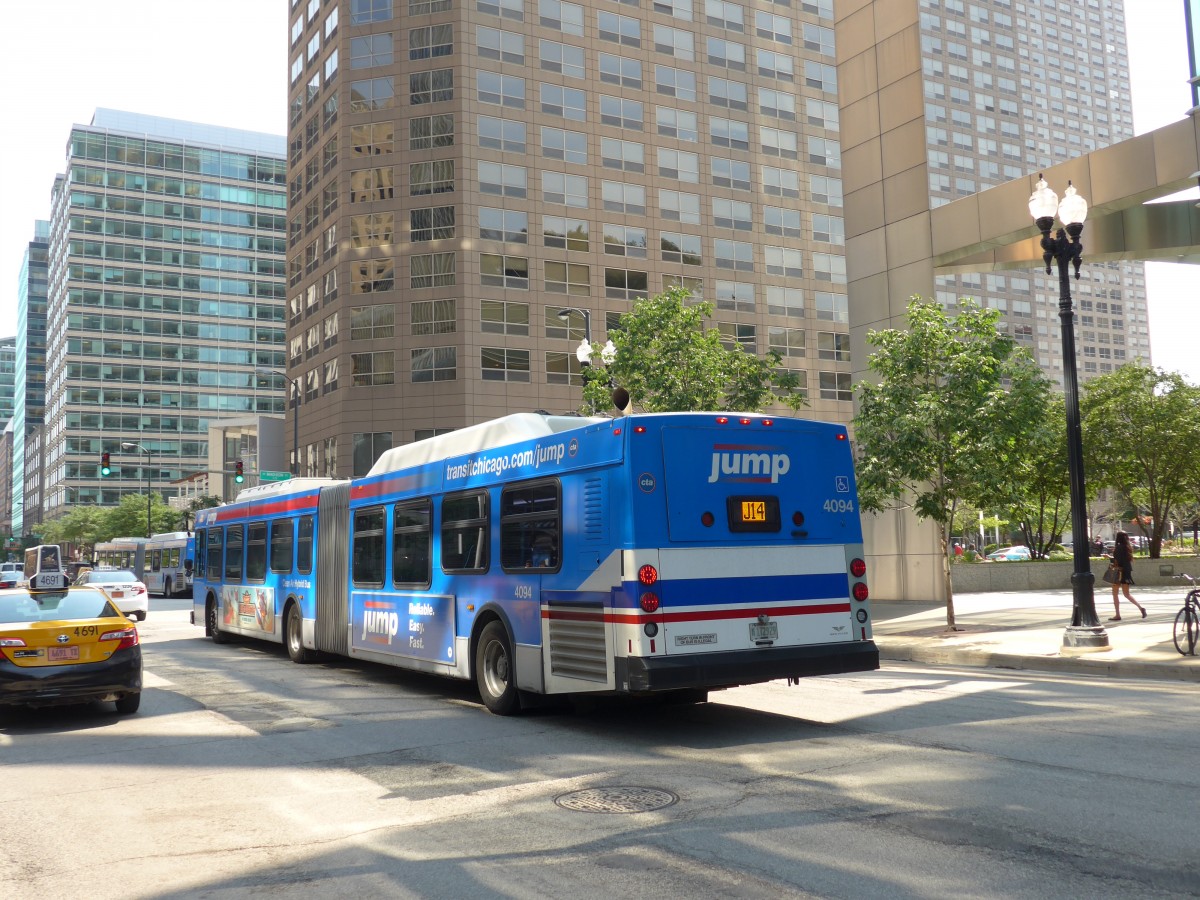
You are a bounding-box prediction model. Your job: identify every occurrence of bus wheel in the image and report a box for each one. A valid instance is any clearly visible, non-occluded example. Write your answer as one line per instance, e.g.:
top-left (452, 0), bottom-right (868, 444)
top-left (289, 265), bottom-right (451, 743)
top-left (207, 598), bottom-right (228, 644)
top-left (476, 621), bottom-right (520, 716)
top-left (164, 578), bottom-right (172, 598)
top-left (285, 603), bottom-right (313, 664)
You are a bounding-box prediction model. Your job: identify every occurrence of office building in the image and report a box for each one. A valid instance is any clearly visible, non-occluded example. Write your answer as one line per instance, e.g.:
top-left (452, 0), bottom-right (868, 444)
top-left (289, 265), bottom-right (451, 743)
top-left (43, 109), bottom-right (289, 515)
top-left (11, 220), bottom-right (49, 534)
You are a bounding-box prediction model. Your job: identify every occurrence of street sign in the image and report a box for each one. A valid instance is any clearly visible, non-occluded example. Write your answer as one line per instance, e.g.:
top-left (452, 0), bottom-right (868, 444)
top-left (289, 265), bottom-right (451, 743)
top-left (259, 470), bottom-right (293, 482)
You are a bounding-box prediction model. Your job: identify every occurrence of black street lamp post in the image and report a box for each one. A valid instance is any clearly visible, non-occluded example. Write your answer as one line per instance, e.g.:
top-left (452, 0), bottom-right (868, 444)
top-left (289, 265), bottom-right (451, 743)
top-left (258, 368), bottom-right (301, 475)
top-left (1027, 175), bottom-right (1109, 651)
top-left (121, 441), bottom-right (153, 539)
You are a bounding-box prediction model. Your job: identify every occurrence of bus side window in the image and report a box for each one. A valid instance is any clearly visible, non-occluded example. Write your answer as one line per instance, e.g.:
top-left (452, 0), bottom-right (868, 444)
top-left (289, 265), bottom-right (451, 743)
top-left (246, 522), bottom-right (268, 582)
top-left (352, 507), bottom-right (386, 587)
top-left (206, 528), bottom-right (224, 582)
top-left (442, 491), bottom-right (488, 573)
top-left (270, 518), bottom-right (294, 574)
top-left (297, 515), bottom-right (314, 575)
top-left (196, 530), bottom-right (207, 577)
top-left (393, 499), bottom-right (431, 588)
top-left (499, 480), bottom-right (561, 572)
top-left (224, 525), bottom-right (244, 582)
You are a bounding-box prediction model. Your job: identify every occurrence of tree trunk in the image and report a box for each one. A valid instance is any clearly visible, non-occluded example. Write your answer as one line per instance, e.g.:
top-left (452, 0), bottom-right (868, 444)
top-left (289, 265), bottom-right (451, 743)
top-left (941, 524), bottom-right (957, 630)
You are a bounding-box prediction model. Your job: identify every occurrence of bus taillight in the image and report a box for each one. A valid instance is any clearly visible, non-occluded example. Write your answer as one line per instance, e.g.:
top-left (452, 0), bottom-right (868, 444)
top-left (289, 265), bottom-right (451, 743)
top-left (640, 592), bottom-right (660, 613)
top-left (638, 565), bottom-right (658, 585)
top-left (715, 416), bottom-right (729, 424)
top-left (852, 582), bottom-right (869, 601)
top-left (849, 558), bottom-right (867, 578)
top-left (701, 511), bottom-right (714, 527)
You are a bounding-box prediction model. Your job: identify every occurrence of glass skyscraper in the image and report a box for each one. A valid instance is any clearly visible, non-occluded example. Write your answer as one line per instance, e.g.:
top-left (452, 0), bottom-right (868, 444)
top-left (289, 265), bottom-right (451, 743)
top-left (12, 220), bottom-right (47, 536)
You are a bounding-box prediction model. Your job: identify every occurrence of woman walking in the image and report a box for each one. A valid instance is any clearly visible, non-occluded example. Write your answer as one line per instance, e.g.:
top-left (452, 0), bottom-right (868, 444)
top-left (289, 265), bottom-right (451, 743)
top-left (1108, 531), bottom-right (1146, 621)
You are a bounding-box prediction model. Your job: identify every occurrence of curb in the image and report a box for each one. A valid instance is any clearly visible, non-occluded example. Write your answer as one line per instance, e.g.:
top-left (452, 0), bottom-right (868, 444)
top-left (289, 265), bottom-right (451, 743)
top-left (875, 637), bottom-right (1200, 684)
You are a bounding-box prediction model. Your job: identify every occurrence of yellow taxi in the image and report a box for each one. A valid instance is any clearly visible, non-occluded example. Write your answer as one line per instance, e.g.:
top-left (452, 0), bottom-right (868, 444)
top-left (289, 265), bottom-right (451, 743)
top-left (0, 584), bottom-right (143, 714)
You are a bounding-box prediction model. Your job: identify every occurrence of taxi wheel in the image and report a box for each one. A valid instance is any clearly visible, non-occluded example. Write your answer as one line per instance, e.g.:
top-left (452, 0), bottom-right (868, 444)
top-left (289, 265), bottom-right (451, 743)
top-left (115, 692), bottom-right (141, 715)
top-left (475, 621), bottom-right (520, 716)
top-left (207, 598), bottom-right (228, 644)
top-left (136, 611), bottom-right (147, 622)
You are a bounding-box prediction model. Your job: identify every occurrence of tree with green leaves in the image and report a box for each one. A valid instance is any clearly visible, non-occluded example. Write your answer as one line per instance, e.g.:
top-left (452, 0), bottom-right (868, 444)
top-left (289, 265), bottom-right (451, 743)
top-left (102, 493), bottom-right (183, 542)
top-left (578, 285), bottom-right (807, 414)
top-left (1000, 394), bottom-right (1072, 559)
top-left (854, 298), bottom-right (1052, 628)
top-left (39, 505), bottom-right (110, 554)
top-left (1080, 363), bottom-right (1200, 558)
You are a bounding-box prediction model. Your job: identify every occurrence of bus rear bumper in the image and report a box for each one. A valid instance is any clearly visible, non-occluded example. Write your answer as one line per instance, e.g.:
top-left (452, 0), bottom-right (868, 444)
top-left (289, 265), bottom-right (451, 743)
top-left (616, 642), bottom-right (879, 693)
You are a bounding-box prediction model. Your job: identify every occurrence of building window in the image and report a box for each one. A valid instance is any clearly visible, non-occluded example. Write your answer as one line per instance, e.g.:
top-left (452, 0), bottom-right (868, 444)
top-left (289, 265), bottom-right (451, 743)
top-left (541, 171), bottom-right (588, 207)
top-left (353, 122), bottom-right (394, 156)
top-left (351, 0), bottom-right (392, 24)
top-left (706, 37), bottom-right (746, 71)
top-left (760, 87), bottom-right (796, 120)
top-left (656, 147), bottom-right (698, 182)
top-left (808, 136), bottom-right (841, 168)
top-left (410, 114), bottom-right (454, 150)
top-left (412, 0), bottom-right (452, 11)
top-left (710, 117), bottom-right (749, 150)
top-left (766, 285), bottom-right (804, 317)
top-left (599, 96), bottom-right (643, 130)
top-left (811, 214), bottom-right (844, 244)
top-left (478, 0), bottom-right (521, 18)
top-left (351, 351), bottom-right (395, 386)
top-left (350, 167), bottom-right (394, 202)
top-left (410, 206), bottom-right (455, 242)
top-left (660, 231), bottom-right (702, 265)
top-left (411, 346), bottom-right (457, 382)
top-left (656, 107), bottom-right (698, 141)
top-left (605, 267), bottom-right (648, 300)
top-left (713, 198), bottom-right (753, 231)
top-left (350, 33), bottom-right (393, 69)
top-left (539, 83), bottom-right (586, 120)
top-left (538, 0), bottom-right (584, 35)
top-left (478, 71), bottom-right (525, 108)
top-left (600, 53), bottom-right (643, 89)
top-left (480, 208), bottom-right (529, 243)
top-left (480, 253), bottom-right (529, 289)
top-left (765, 246), bottom-right (802, 278)
top-left (709, 76), bottom-right (748, 110)
top-left (353, 431), bottom-right (393, 477)
top-left (705, 0), bottom-right (743, 32)
top-left (350, 77), bottom-right (394, 112)
top-left (544, 261), bottom-right (591, 295)
top-left (714, 239), bottom-right (753, 271)
top-left (410, 252), bottom-right (455, 288)
top-left (762, 166), bottom-right (799, 198)
top-left (810, 174), bottom-right (843, 206)
top-left (541, 126), bottom-right (587, 164)
top-left (817, 332), bottom-right (849, 361)
top-left (479, 161), bottom-right (528, 198)
top-left (601, 181), bottom-right (646, 215)
top-left (819, 371), bottom-right (852, 401)
top-left (477, 25), bottom-right (524, 63)
top-left (598, 11), bottom-right (640, 46)
top-left (768, 326), bottom-right (805, 358)
top-left (410, 160), bottom-right (454, 195)
top-left (539, 39), bottom-right (585, 78)
top-left (547, 351), bottom-right (585, 385)
top-left (717, 321), bottom-right (756, 350)
top-left (662, 273), bottom-right (704, 298)
top-left (761, 126), bottom-right (798, 159)
top-left (603, 224), bottom-right (647, 258)
top-left (412, 298), bottom-right (456, 335)
top-left (715, 280), bottom-right (755, 313)
top-left (543, 216), bottom-right (589, 251)
top-left (482, 348), bottom-right (531, 381)
top-left (659, 189), bottom-right (701, 224)
top-left (409, 68), bottom-right (454, 104)
top-left (479, 116), bottom-right (526, 152)
top-left (812, 255), bottom-right (847, 286)
top-left (350, 213), bottom-right (394, 248)
top-left (350, 304), bottom-right (395, 340)
top-left (814, 289), bottom-right (848, 321)
top-left (653, 24), bottom-right (694, 60)
top-left (351, 259), bottom-right (395, 294)
top-left (410, 24), bottom-right (453, 60)
top-left (481, 299), bottom-right (530, 335)
top-left (655, 65), bottom-right (696, 101)
top-left (712, 157), bottom-right (751, 191)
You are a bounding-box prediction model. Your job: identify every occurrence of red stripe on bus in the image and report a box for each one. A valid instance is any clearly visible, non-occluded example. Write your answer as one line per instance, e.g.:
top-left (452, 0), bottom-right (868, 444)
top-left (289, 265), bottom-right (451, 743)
top-left (542, 603), bottom-right (851, 623)
top-left (210, 494), bottom-right (320, 522)
top-left (351, 474), bottom-right (421, 501)
top-left (363, 600), bottom-right (396, 609)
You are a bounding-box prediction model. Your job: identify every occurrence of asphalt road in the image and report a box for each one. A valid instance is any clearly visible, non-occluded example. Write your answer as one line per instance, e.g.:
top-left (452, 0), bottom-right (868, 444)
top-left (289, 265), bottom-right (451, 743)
top-left (2, 606), bottom-right (1196, 899)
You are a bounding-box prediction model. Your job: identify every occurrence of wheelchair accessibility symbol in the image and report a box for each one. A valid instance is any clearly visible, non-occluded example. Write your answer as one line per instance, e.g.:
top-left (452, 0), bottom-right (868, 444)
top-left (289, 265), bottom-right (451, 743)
top-left (835, 476), bottom-right (850, 493)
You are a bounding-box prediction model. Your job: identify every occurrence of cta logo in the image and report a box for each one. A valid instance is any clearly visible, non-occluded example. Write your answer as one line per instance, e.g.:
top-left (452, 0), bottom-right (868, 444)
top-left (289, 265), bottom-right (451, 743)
top-left (707, 448), bottom-right (791, 483)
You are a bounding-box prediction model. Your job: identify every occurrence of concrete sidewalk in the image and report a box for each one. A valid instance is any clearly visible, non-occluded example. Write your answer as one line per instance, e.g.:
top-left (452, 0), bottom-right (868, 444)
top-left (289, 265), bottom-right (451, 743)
top-left (872, 586), bottom-right (1200, 682)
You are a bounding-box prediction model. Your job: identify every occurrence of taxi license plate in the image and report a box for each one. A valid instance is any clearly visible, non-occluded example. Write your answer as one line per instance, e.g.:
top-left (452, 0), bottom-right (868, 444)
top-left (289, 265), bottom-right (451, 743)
top-left (749, 621), bottom-right (778, 642)
top-left (48, 646), bottom-right (80, 661)
top-left (111, 590), bottom-right (125, 598)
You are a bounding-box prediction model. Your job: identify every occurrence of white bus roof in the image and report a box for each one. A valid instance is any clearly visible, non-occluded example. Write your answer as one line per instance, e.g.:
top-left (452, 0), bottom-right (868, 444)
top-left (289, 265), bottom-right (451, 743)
top-left (149, 531), bottom-right (192, 542)
top-left (368, 413), bottom-right (604, 476)
top-left (233, 477), bottom-right (345, 501)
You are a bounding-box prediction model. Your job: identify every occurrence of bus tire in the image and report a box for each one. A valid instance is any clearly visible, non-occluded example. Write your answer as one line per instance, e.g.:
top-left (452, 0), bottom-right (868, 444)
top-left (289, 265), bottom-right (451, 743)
top-left (164, 578), bottom-right (172, 598)
top-left (207, 597), bottom-right (228, 644)
top-left (285, 602), bottom-right (314, 664)
top-left (475, 621), bottom-right (520, 716)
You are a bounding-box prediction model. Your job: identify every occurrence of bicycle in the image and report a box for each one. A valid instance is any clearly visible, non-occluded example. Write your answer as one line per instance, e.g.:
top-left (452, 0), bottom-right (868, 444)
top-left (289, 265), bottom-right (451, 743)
top-left (1173, 574), bottom-right (1200, 656)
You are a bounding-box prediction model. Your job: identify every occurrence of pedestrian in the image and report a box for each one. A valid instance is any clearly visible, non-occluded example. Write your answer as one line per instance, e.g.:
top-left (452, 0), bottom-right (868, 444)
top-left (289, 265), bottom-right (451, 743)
top-left (1107, 530), bottom-right (1146, 621)
top-left (954, 542), bottom-right (963, 557)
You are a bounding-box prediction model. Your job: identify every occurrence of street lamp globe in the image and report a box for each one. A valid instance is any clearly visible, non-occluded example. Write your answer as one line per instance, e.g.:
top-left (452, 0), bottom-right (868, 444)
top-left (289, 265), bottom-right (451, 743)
top-left (1057, 182), bottom-right (1088, 226)
top-left (1027, 176), bottom-right (1059, 220)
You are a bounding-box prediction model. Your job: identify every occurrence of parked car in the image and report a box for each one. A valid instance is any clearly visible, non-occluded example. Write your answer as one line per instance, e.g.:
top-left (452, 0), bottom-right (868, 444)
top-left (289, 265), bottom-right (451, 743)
top-left (0, 562), bottom-right (24, 590)
top-left (987, 545), bottom-right (1032, 561)
top-left (0, 584), bottom-right (142, 713)
top-left (73, 569), bottom-right (149, 621)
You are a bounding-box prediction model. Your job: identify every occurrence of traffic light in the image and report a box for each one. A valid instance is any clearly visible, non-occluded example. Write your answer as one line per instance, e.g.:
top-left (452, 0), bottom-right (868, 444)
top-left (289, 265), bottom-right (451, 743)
top-left (235, 459), bottom-right (244, 483)
top-left (100, 451), bottom-right (111, 477)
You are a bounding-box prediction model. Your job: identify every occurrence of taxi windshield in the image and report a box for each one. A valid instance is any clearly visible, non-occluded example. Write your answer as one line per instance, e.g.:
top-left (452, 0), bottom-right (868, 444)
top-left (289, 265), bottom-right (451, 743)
top-left (0, 590), bottom-right (120, 623)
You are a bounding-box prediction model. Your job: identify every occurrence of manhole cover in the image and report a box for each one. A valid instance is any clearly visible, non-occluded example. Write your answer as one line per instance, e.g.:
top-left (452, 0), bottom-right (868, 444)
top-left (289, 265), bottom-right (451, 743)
top-left (554, 786), bottom-right (679, 814)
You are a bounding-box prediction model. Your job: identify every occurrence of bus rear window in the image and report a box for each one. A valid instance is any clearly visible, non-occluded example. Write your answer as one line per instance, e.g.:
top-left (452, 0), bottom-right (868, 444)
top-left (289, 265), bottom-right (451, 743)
top-left (297, 515), bottom-right (314, 574)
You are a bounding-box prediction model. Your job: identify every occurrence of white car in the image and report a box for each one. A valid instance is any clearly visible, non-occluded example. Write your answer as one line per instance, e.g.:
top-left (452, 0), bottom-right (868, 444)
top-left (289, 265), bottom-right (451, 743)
top-left (74, 569), bottom-right (149, 620)
top-left (987, 545), bottom-right (1033, 561)
top-left (0, 562), bottom-right (23, 589)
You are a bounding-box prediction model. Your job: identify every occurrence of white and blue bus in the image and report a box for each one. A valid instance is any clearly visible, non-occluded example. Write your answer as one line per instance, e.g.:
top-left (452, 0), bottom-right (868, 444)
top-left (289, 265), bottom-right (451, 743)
top-left (93, 537), bottom-right (147, 582)
top-left (192, 413), bottom-right (876, 714)
top-left (144, 532), bottom-right (195, 598)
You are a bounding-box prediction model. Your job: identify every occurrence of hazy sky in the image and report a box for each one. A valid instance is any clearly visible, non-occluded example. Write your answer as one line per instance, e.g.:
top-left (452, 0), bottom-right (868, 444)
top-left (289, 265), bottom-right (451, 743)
top-left (1, 0), bottom-right (1196, 380)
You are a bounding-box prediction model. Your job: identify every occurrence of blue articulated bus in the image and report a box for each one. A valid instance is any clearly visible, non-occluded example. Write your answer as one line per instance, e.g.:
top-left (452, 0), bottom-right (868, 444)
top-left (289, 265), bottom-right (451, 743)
top-left (192, 412), bottom-right (877, 714)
